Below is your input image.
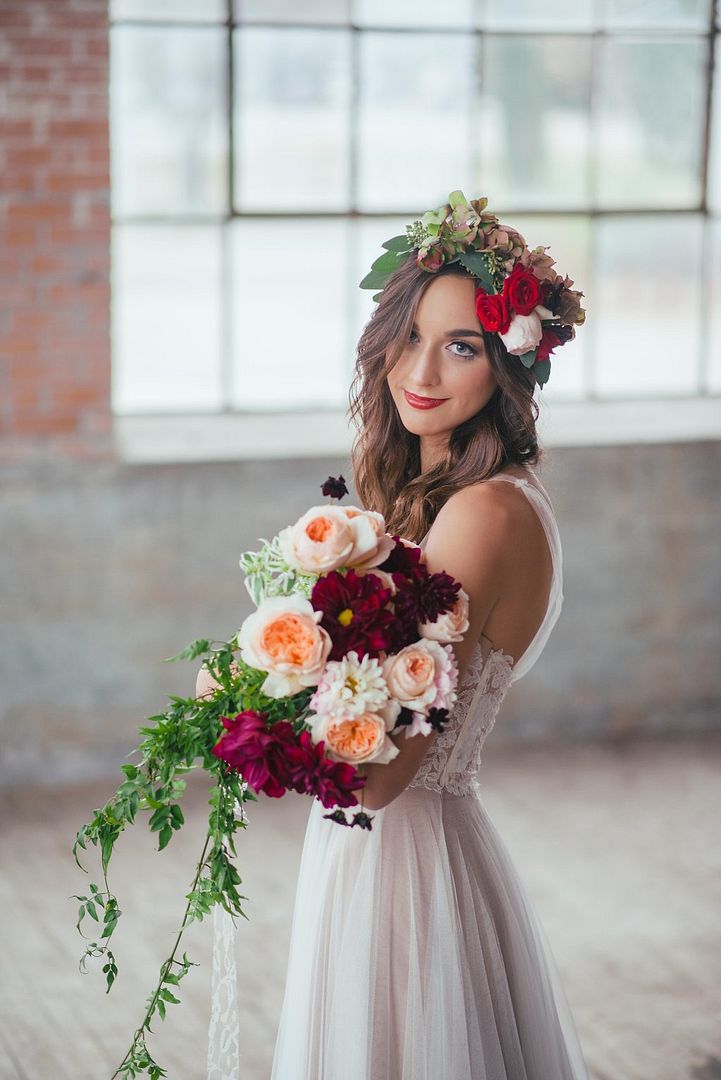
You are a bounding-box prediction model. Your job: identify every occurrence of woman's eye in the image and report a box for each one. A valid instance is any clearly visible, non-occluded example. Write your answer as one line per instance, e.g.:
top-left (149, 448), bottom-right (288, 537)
top-left (450, 340), bottom-right (476, 357)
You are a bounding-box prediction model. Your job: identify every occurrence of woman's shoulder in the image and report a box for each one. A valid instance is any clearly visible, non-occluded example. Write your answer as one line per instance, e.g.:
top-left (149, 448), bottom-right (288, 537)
top-left (430, 470), bottom-right (529, 547)
top-left (446, 465), bottom-right (536, 513)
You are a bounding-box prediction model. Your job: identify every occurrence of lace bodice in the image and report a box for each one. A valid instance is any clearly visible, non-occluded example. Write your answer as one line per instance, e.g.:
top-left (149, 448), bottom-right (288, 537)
top-left (408, 466), bottom-right (564, 798)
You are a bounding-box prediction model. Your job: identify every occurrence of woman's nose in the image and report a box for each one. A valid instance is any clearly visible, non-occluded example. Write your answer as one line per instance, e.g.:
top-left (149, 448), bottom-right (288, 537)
top-left (410, 340), bottom-right (439, 379)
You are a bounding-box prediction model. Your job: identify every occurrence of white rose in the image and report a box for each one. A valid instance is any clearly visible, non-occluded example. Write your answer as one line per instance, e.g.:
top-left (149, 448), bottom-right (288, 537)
top-left (499, 311), bottom-right (543, 356)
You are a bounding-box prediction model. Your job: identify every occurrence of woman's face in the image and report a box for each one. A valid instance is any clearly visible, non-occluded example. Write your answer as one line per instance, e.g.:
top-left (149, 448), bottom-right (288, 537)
top-left (386, 272), bottom-right (498, 442)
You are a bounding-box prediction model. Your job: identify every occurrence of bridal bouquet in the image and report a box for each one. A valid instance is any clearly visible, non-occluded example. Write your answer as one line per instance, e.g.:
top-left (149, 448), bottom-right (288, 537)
top-left (71, 475), bottom-right (468, 1078)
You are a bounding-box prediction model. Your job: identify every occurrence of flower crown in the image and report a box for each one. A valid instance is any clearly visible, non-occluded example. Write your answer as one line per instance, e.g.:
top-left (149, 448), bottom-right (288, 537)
top-left (359, 190), bottom-right (586, 388)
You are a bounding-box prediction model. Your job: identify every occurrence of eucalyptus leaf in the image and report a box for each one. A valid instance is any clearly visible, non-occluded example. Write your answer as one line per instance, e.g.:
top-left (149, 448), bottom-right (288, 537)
top-left (370, 250), bottom-right (405, 273)
top-left (381, 234), bottom-right (411, 253)
top-left (519, 349), bottom-right (537, 369)
top-left (359, 268), bottom-right (391, 290)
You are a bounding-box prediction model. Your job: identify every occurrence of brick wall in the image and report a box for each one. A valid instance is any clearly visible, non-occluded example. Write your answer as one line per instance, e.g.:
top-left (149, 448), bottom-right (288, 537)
top-left (0, 0), bottom-right (113, 461)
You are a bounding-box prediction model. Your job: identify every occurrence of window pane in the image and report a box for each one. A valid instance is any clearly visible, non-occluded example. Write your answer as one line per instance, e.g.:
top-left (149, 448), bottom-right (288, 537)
top-left (110, 27), bottom-right (228, 217)
top-left (602, 0), bottom-right (712, 31)
top-left (233, 28), bottom-right (351, 211)
top-left (479, 35), bottom-right (592, 210)
top-left (709, 33), bottom-right (721, 214)
top-left (111, 0), bottom-right (227, 20)
top-left (506, 216), bottom-right (591, 400)
top-left (229, 219), bottom-right (350, 408)
top-left (596, 37), bottom-right (707, 209)
top-left (358, 32), bottom-right (474, 211)
top-left (235, 0), bottom-right (351, 22)
top-left (594, 214), bottom-right (703, 397)
top-left (480, 0), bottom-right (594, 31)
top-left (112, 226), bottom-right (224, 413)
top-left (708, 219), bottom-right (721, 392)
top-left (353, 0), bottom-right (474, 29)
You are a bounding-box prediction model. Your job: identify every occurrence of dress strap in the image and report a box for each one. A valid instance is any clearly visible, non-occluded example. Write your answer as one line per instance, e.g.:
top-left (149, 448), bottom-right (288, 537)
top-left (482, 470), bottom-right (564, 681)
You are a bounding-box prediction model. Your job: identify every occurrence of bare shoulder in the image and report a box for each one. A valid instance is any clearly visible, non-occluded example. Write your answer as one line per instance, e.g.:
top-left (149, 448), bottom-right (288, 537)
top-left (435, 476), bottom-right (532, 540)
top-left (425, 476), bottom-right (544, 585)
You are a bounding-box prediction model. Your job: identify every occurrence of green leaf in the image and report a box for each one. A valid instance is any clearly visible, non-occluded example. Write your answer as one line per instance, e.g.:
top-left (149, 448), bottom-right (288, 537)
top-left (120, 764), bottom-right (138, 779)
top-left (518, 349), bottom-right (537, 368)
top-left (100, 834), bottom-right (114, 877)
top-left (149, 807), bottom-right (169, 832)
top-left (163, 638), bottom-right (211, 663)
top-left (86, 900), bottom-right (99, 922)
top-left (370, 250), bottom-right (406, 273)
top-left (160, 989), bottom-right (181, 1004)
top-left (533, 358), bottom-right (551, 386)
top-left (359, 268), bottom-right (390, 290)
top-left (158, 825), bottom-right (173, 850)
top-left (371, 291), bottom-right (383, 303)
top-left (381, 234), bottom-right (411, 253)
top-left (457, 251), bottom-right (495, 292)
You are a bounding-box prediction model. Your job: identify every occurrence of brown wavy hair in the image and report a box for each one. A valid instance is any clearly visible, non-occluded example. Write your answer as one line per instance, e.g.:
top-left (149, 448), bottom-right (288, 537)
top-left (347, 257), bottom-right (542, 543)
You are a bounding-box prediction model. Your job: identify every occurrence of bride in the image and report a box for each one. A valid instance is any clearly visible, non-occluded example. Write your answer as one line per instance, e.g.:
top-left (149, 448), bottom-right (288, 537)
top-left (208, 192), bottom-right (590, 1079)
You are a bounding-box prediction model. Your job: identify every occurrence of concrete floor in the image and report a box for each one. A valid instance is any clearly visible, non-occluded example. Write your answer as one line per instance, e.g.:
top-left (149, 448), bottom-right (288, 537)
top-left (0, 733), bottom-right (719, 1080)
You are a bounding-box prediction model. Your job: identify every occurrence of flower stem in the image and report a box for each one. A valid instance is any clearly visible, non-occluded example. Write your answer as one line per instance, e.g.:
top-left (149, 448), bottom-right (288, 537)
top-left (110, 826), bottom-right (213, 1078)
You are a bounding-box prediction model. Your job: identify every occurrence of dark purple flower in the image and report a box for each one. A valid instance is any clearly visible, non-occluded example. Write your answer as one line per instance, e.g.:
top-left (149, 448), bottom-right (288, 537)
top-left (377, 536), bottom-right (424, 576)
top-left (321, 474), bottom-right (348, 500)
top-left (391, 567), bottom-right (460, 630)
top-left (284, 730), bottom-right (366, 809)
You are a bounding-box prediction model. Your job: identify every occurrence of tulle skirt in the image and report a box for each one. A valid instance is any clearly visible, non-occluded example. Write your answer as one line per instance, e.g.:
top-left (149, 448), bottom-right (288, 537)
top-left (270, 783), bottom-right (589, 1080)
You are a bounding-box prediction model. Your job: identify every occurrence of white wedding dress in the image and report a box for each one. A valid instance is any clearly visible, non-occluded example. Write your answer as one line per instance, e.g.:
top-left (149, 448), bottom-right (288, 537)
top-left (264, 466), bottom-right (589, 1079)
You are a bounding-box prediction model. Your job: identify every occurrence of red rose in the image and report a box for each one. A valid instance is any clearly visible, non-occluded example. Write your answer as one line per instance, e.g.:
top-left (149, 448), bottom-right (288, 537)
top-left (502, 264), bottom-right (541, 316)
top-left (474, 288), bottom-right (511, 334)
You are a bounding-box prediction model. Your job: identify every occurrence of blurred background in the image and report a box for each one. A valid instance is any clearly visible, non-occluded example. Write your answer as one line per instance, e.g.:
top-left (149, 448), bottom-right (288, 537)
top-left (1, 2), bottom-right (720, 1078)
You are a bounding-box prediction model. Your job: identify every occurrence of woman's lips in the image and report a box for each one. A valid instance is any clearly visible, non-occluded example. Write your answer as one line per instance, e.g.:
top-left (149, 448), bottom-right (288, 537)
top-left (403, 389), bottom-right (448, 410)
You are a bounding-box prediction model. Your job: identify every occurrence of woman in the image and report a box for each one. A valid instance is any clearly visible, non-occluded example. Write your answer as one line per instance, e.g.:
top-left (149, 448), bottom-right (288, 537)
top-left (267, 193), bottom-right (589, 1079)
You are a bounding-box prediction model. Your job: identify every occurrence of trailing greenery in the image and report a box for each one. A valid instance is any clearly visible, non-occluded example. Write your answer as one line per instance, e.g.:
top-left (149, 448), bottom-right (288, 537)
top-left (71, 634), bottom-right (314, 1078)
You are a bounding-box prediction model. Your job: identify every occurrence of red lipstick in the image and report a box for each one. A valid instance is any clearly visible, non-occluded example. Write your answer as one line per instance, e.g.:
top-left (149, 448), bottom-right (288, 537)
top-left (403, 389), bottom-right (448, 410)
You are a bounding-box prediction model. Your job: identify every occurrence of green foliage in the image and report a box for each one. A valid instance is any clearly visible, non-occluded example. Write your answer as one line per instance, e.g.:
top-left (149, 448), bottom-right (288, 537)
top-left (456, 250), bottom-right (497, 293)
top-left (533, 358), bottom-right (552, 386)
top-left (239, 534), bottom-right (319, 605)
top-left (70, 630), bottom-right (308, 1078)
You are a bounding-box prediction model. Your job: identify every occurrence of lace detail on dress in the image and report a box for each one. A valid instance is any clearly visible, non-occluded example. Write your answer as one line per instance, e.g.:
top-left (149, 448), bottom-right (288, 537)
top-left (408, 640), bottom-right (515, 797)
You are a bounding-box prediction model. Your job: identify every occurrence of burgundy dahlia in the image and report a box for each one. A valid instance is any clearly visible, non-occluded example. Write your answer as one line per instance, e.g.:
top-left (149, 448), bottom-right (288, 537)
top-left (311, 567), bottom-right (395, 661)
top-left (392, 567), bottom-right (460, 629)
top-left (377, 536), bottom-right (424, 576)
top-left (211, 710), bottom-right (296, 799)
top-left (284, 730), bottom-right (366, 809)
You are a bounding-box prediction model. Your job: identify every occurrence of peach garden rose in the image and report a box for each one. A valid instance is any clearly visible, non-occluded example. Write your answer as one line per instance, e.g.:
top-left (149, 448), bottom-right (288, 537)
top-left (382, 639), bottom-right (459, 736)
top-left (278, 504), bottom-right (393, 575)
top-left (308, 708), bottom-right (400, 766)
top-left (236, 594), bottom-right (332, 698)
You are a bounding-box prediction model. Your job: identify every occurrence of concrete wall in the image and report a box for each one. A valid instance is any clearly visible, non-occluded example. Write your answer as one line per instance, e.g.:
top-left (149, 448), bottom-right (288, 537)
top-left (2, 440), bottom-right (719, 788)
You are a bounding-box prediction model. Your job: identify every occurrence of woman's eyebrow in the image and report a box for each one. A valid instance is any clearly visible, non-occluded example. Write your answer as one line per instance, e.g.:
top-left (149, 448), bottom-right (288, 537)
top-left (412, 322), bottom-right (483, 339)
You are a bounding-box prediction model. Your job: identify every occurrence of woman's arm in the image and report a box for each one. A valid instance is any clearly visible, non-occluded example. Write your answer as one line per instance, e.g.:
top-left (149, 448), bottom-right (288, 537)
top-left (195, 663), bottom-right (221, 700)
top-left (356, 483), bottom-right (514, 811)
